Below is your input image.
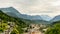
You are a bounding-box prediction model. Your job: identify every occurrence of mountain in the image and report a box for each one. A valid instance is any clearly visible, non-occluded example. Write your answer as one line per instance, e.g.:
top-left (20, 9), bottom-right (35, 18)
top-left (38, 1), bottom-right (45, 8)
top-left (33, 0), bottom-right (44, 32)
top-left (0, 7), bottom-right (20, 18)
top-left (0, 7), bottom-right (52, 24)
top-left (0, 10), bottom-right (28, 34)
top-left (40, 15), bottom-right (52, 21)
top-left (0, 7), bottom-right (43, 20)
top-left (51, 15), bottom-right (60, 22)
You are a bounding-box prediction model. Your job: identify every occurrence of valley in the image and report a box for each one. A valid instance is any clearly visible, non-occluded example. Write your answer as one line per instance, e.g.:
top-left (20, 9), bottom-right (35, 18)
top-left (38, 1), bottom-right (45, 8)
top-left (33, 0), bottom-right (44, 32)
top-left (0, 7), bottom-right (60, 34)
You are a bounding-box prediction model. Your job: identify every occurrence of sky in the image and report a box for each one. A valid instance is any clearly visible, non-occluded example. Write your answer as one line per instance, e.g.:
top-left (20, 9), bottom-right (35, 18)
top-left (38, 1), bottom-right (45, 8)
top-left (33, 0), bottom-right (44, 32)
top-left (0, 0), bottom-right (60, 17)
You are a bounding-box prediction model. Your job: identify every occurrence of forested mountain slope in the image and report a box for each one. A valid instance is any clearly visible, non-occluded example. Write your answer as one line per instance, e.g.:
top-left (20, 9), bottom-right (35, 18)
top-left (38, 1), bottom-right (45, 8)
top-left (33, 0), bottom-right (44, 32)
top-left (0, 10), bottom-right (28, 34)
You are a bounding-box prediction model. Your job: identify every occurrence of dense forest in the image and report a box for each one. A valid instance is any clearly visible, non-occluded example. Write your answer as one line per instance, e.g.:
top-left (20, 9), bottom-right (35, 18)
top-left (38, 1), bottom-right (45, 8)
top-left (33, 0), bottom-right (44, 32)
top-left (0, 10), bottom-right (28, 34)
top-left (45, 21), bottom-right (60, 34)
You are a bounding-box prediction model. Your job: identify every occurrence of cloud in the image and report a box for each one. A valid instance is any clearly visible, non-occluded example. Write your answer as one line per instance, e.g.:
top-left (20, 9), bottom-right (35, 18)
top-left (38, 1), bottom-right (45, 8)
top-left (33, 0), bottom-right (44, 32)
top-left (0, 0), bottom-right (60, 17)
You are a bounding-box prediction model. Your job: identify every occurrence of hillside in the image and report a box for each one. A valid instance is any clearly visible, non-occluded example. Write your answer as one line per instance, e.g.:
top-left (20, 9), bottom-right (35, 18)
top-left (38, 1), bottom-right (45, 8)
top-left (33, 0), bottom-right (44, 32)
top-left (51, 15), bottom-right (60, 22)
top-left (0, 10), bottom-right (28, 34)
top-left (0, 7), bottom-right (52, 21)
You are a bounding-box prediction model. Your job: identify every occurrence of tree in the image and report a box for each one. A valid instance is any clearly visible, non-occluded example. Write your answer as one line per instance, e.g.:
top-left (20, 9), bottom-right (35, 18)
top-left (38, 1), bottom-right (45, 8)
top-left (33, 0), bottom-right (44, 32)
top-left (0, 27), bottom-right (4, 33)
top-left (45, 28), bottom-right (60, 34)
top-left (45, 23), bottom-right (60, 34)
top-left (10, 29), bottom-right (19, 34)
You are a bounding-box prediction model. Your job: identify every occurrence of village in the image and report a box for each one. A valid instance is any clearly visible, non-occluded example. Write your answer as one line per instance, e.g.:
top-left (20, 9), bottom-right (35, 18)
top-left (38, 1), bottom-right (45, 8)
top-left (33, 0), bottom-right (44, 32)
top-left (23, 24), bottom-right (48, 34)
top-left (0, 18), bottom-right (48, 34)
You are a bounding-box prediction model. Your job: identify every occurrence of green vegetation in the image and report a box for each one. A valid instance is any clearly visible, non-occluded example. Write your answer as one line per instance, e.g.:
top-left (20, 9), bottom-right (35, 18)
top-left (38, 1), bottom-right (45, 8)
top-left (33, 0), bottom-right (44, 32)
top-left (0, 28), bottom-right (4, 33)
top-left (1, 10), bottom-right (60, 34)
top-left (0, 23), bottom-right (9, 31)
top-left (45, 21), bottom-right (60, 34)
top-left (10, 29), bottom-right (19, 34)
top-left (0, 10), bottom-right (28, 34)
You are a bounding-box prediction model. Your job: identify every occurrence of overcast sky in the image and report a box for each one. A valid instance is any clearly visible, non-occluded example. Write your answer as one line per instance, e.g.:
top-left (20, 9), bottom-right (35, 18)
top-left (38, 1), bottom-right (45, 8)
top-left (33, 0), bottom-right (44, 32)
top-left (0, 0), bottom-right (60, 17)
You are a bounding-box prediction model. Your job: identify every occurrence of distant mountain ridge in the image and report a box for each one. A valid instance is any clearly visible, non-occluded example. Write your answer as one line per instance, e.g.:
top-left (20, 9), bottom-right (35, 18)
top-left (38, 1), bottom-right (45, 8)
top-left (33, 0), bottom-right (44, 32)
top-left (0, 7), bottom-right (20, 18)
top-left (0, 7), bottom-right (60, 23)
top-left (40, 15), bottom-right (52, 21)
top-left (51, 15), bottom-right (60, 22)
top-left (0, 7), bottom-right (52, 21)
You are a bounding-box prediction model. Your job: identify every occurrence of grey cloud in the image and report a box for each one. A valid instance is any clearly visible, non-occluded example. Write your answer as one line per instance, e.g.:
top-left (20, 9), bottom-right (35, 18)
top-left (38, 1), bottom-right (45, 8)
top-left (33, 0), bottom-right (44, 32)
top-left (0, 0), bottom-right (60, 17)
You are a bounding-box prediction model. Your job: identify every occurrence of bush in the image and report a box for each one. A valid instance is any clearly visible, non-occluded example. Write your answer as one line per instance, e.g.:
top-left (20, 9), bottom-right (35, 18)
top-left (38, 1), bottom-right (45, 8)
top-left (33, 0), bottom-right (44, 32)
top-left (10, 29), bottom-right (19, 34)
top-left (45, 23), bottom-right (60, 34)
top-left (0, 28), bottom-right (4, 33)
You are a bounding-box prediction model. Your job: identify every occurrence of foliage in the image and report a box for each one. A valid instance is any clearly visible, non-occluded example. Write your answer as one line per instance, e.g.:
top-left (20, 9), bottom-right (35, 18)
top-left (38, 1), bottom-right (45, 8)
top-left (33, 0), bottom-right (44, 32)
top-left (0, 27), bottom-right (4, 33)
top-left (10, 28), bottom-right (19, 34)
top-left (0, 10), bottom-right (28, 34)
top-left (0, 23), bottom-right (9, 33)
top-left (45, 22), bottom-right (60, 34)
top-left (0, 23), bottom-right (8, 30)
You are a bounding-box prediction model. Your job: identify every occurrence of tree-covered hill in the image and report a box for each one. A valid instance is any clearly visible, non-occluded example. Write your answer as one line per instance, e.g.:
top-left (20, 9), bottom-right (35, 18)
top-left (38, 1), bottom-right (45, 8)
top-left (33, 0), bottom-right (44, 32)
top-left (45, 21), bottom-right (60, 34)
top-left (0, 10), bottom-right (28, 34)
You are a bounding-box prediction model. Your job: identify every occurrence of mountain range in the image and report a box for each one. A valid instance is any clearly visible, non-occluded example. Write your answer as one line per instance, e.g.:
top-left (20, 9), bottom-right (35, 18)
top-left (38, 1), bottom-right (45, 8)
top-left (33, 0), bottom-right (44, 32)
top-left (50, 15), bottom-right (60, 22)
top-left (0, 7), bottom-right (60, 24)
